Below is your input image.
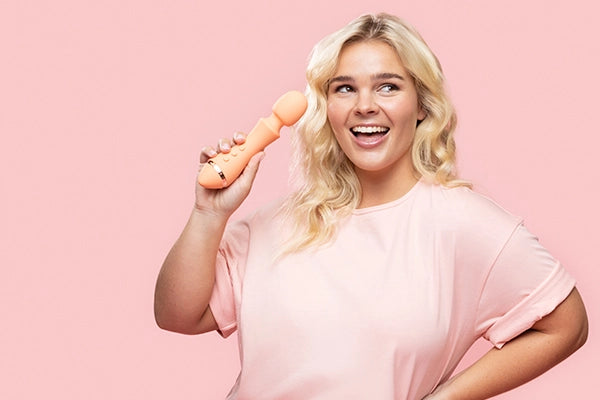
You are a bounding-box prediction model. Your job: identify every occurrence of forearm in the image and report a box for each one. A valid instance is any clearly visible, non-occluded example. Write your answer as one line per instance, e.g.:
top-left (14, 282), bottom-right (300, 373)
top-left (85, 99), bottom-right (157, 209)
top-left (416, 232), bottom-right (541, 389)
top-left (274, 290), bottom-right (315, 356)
top-left (431, 289), bottom-right (587, 400)
top-left (439, 330), bottom-right (573, 399)
top-left (154, 208), bottom-right (229, 333)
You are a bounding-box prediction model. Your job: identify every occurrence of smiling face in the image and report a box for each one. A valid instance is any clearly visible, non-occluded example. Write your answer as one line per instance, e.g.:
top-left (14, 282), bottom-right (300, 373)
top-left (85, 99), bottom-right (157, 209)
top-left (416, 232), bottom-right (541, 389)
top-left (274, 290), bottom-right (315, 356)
top-left (327, 40), bottom-right (425, 186)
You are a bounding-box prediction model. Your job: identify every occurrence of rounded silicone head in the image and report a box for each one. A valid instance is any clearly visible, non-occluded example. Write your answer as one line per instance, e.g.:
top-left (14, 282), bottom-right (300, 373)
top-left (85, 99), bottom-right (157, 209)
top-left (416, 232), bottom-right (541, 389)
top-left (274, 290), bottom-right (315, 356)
top-left (272, 90), bottom-right (308, 126)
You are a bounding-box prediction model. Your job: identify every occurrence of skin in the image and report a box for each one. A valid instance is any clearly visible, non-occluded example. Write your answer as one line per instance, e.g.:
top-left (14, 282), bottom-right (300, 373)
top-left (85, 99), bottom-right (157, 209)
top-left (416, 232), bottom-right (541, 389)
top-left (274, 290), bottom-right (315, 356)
top-left (154, 39), bottom-right (588, 399)
top-left (326, 40), bottom-right (425, 208)
top-left (326, 40), bottom-right (588, 399)
top-left (153, 134), bottom-right (259, 334)
top-left (424, 288), bottom-right (587, 399)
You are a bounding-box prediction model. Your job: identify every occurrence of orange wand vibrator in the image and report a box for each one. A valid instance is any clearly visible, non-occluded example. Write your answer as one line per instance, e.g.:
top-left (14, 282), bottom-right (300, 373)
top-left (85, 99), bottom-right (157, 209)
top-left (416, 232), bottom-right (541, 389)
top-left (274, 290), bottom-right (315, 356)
top-left (198, 90), bottom-right (308, 189)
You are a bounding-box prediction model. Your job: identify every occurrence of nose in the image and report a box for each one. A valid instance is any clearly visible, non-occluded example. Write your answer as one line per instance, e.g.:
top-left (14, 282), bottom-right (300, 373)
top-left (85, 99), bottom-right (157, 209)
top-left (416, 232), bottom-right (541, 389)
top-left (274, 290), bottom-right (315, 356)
top-left (354, 90), bottom-right (379, 116)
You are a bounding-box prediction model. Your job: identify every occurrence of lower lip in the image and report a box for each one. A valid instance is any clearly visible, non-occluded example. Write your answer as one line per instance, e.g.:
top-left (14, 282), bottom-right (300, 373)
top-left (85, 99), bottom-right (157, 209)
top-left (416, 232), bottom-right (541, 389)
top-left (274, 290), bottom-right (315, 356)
top-left (352, 132), bottom-right (388, 149)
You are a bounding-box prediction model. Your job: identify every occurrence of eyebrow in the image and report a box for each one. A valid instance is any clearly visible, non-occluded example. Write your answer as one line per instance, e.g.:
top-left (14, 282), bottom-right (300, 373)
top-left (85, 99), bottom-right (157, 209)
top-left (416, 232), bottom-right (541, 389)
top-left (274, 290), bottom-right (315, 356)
top-left (328, 72), bottom-right (406, 85)
top-left (373, 72), bottom-right (406, 81)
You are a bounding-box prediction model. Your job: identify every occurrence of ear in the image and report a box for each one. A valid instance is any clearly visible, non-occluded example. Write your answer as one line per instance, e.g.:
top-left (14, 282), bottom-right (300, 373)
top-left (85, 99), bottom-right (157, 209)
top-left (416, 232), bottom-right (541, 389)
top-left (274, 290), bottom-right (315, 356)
top-left (417, 107), bottom-right (426, 122)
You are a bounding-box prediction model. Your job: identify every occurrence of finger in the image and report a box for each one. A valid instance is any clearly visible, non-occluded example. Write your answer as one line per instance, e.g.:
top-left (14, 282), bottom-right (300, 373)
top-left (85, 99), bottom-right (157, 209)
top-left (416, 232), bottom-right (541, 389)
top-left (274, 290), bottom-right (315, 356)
top-left (217, 138), bottom-right (232, 153)
top-left (233, 131), bottom-right (247, 145)
top-left (236, 151), bottom-right (265, 186)
top-left (199, 146), bottom-right (218, 163)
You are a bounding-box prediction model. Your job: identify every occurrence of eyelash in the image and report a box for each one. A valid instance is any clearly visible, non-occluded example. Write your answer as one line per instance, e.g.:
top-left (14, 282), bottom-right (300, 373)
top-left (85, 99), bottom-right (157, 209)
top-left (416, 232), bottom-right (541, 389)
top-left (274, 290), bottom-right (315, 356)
top-left (335, 84), bottom-right (354, 93)
top-left (379, 84), bottom-right (399, 93)
top-left (333, 83), bottom-right (399, 94)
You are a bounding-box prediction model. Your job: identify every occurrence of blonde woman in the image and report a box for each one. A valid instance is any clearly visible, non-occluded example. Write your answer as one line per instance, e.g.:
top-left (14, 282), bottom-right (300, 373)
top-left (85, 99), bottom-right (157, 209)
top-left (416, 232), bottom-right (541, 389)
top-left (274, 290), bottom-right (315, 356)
top-left (154, 13), bottom-right (587, 399)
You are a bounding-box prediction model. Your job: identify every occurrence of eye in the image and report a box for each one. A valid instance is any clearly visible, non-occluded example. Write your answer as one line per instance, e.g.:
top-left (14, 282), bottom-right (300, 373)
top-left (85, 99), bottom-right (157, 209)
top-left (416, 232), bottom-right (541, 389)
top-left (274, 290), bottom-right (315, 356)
top-left (378, 83), bottom-right (399, 94)
top-left (334, 84), bottom-right (354, 94)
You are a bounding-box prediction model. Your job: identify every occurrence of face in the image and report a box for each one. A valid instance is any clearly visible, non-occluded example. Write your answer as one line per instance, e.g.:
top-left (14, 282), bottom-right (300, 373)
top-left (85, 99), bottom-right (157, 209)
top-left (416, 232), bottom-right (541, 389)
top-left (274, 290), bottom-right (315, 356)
top-left (327, 40), bottom-right (425, 182)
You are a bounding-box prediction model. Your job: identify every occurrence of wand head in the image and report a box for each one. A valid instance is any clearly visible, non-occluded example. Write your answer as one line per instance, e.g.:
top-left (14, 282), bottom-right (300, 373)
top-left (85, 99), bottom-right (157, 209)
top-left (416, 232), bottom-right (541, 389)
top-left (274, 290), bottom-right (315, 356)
top-left (272, 90), bottom-right (308, 126)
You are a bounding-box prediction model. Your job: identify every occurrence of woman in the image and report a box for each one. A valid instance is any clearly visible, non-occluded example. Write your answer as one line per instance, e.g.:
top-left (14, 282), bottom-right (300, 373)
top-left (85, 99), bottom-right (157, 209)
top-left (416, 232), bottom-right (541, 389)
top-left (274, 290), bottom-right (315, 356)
top-left (154, 13), bottom-right (587, 399)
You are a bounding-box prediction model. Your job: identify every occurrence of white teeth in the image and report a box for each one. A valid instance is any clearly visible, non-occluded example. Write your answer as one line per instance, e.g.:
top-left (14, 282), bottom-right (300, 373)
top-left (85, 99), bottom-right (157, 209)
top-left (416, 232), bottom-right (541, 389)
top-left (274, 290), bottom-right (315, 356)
top-left (351, 126), bottom-right (389, 134)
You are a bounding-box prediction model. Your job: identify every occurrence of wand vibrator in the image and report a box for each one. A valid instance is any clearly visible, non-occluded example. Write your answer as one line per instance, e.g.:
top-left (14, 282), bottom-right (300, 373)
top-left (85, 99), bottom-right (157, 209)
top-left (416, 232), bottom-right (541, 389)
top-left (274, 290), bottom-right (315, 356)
top-left (198, 90), bottom-right (308, 189)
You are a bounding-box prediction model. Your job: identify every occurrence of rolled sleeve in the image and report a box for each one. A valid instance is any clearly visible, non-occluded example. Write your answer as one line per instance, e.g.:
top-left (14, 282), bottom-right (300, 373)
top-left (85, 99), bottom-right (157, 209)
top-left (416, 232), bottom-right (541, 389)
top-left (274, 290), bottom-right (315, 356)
top-left (476, 224), bottom-right (576, 348)
top-left (208, 220), bottom-right (250, 338)
top-left (209, 250), bottom-right (238, 338)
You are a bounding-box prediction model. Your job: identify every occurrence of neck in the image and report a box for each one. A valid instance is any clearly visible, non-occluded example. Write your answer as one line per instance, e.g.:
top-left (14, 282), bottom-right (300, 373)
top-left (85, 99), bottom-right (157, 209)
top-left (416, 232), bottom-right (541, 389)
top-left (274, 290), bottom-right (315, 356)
top-left (356, 168), bottom-right (419, 209)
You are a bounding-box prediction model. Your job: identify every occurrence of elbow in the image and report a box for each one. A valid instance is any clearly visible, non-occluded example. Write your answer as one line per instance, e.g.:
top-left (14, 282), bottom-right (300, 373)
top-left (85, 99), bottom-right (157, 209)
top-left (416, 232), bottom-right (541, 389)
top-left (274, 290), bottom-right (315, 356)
top-left (560, 314), bottom-right (589, 363)
top-left (573, 310), bottom-right (589, 352)
top-left (153, 298), bottom-right (170, 330)
top-left (154, 307), bottom-right (177, 332)
top-left (154, 313), bottom-right (198, 335)
top-left (153, 302), bottom-right (185, 333)
top-left (531, 287), bottom-right (588, 359)
top-left (569, 289), bottom-right (589, 353)
top-left (154, 312), bottom-right (175, 332)
top-left (153, 303), bottom-right (206, 335)
top-left (563, 292), bottom-right (589, 357)
top-left (154, 294), bottom-right (188, 333)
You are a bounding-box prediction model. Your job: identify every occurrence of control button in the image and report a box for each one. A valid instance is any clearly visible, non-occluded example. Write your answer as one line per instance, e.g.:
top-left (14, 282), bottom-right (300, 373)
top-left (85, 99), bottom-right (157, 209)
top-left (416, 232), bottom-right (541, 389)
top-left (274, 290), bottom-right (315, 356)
top-left (239, 145), bottom-right (246, 151)
top-left (223, 157), bottom-right (230, 162)
top-left (231, 151), bottom-right (238, 157)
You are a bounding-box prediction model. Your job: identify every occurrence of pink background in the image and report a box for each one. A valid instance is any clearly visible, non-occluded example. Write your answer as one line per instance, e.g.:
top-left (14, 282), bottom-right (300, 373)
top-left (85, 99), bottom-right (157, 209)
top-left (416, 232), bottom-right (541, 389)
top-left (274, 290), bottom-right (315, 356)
top-left (1, 0), bottom-right (598, 398)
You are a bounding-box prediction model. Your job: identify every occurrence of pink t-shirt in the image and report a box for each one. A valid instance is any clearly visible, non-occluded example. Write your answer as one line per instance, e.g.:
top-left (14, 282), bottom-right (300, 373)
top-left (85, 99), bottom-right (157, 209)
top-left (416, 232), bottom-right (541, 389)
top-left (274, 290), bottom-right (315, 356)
top-left (209, 180), bottom-right (575, 400)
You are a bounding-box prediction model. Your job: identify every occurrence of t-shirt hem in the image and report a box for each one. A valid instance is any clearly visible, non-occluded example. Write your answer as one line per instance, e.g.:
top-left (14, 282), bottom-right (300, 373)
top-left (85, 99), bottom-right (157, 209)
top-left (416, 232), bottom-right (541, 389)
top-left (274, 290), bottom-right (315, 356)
top-left (209, 252), bottom-right (238, 339)
top-left (208, 300), bottom-right (237, 338)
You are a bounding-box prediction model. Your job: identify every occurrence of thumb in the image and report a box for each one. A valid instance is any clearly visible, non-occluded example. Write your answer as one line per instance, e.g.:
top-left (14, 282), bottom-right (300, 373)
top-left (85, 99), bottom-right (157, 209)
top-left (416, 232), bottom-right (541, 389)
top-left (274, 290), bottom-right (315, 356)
top-left (236, 151), bottom-right (265, 186)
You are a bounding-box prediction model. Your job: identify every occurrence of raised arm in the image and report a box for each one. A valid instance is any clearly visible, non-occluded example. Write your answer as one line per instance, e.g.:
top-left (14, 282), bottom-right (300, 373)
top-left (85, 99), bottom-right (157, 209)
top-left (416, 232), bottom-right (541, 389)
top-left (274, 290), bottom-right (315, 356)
top-left (426, 287), bottom-right (588, 399)
top-left (154, 134), bottom-right (263, 334)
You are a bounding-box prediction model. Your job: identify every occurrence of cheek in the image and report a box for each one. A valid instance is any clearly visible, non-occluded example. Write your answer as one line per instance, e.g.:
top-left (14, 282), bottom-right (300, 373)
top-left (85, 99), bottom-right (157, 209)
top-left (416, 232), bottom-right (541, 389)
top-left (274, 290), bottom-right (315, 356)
top-left (383, 100), bottom-right (421, 126)
top-left (327, 101), bottom-right (346, 129)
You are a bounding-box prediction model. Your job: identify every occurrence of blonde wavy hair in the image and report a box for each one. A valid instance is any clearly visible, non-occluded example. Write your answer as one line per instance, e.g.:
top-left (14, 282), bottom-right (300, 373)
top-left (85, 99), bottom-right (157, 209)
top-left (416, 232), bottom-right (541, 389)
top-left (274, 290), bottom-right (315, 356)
top-left (280, 13), bottom-right (470, 254)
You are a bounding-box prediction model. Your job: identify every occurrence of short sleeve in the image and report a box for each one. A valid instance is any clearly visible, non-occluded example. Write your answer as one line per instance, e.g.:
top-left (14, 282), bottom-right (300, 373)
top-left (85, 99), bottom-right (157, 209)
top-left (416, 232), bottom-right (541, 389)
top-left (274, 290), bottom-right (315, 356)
top-left (476, 224), bottom-right (576, 348)
top-left (208, 220), bottom-right (250, 338)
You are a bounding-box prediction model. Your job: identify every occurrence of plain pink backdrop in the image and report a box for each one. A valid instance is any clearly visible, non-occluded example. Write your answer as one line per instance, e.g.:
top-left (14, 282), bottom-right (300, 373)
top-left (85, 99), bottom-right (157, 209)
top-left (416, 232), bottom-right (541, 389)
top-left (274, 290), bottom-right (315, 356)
top-left (1, 1), bottom-right (598, 398)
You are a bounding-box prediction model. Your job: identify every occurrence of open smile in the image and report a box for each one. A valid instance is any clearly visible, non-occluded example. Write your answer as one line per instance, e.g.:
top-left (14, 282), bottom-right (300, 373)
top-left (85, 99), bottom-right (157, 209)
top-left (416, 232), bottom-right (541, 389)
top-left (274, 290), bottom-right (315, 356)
top-left (350, 125), bottom-right (390, 148)
top-left (350, 125), bottom-right (390, 135)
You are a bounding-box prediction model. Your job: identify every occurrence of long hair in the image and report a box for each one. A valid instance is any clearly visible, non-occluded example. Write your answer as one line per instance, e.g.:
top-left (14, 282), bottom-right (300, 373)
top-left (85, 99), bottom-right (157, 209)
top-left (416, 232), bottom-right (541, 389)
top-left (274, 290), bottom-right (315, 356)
top-left (279, 13), bottom-right (470, 255)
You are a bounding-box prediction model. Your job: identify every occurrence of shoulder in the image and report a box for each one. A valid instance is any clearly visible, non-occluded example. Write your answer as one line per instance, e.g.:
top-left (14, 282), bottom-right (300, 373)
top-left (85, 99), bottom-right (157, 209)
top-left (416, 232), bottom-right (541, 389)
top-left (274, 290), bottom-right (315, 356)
top-left (219, 197), bottom-right (287, 264)
top-left (225, 197), bottom-right (287, 237)
top-left (413, 182), bottom-right (527, 280)
top-left (420, 181), bottom-right (522, 229)
top-left (416, 182), bottom-right (524, 263)
top-left (246, 197), bottom-right (287, 226)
